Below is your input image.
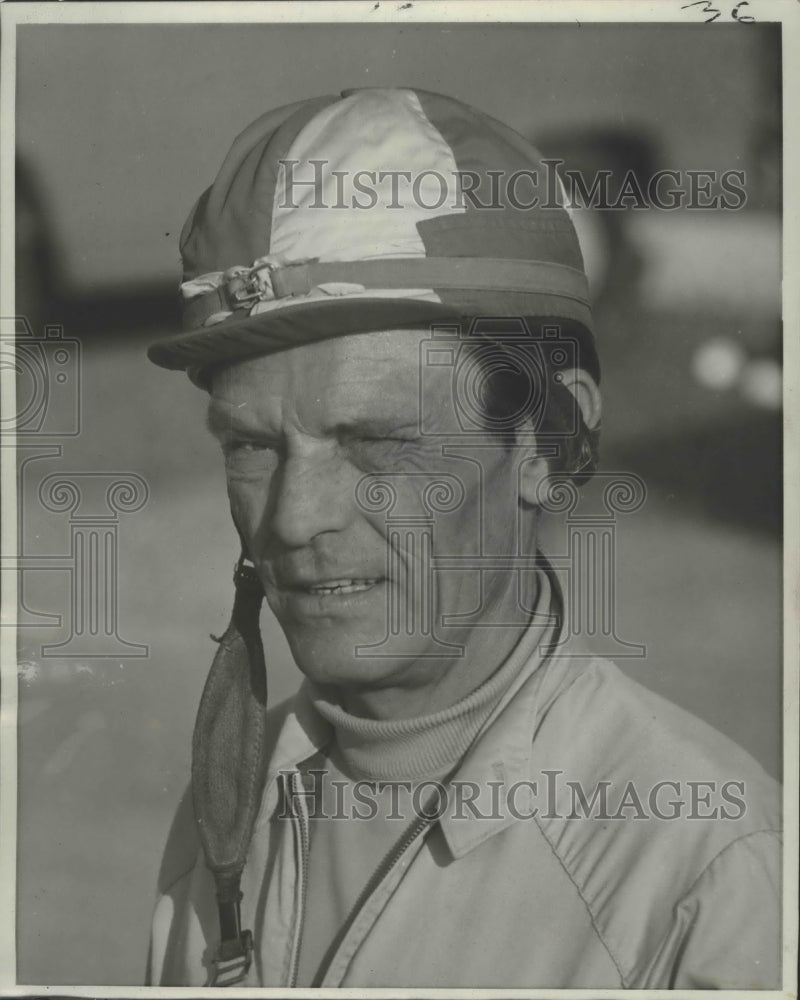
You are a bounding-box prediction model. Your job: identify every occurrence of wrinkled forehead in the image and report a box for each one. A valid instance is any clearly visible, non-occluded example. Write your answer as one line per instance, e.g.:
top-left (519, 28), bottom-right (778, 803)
top-left (208, 328), bottom-right (440, 426)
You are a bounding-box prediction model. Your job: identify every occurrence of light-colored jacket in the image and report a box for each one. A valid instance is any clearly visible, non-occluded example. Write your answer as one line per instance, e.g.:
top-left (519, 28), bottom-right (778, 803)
top-left (148, 644), bottom-right (781, 989)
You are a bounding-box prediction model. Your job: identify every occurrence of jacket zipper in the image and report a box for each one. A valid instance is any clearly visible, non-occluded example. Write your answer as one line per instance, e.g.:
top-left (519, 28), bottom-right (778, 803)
top-left (287, 770), bottom-right (311, 988)
top-left (311, 786), bottom-right (442, 987)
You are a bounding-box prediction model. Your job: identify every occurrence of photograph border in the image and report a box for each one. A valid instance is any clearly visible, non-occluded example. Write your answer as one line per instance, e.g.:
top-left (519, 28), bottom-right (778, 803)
top-left (1, 2), bottom-right (797, 998)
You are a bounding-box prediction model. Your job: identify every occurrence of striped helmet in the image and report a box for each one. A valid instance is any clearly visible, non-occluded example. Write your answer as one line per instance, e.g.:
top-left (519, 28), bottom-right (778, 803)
top-left (147, 88), bottom-right (593, 381)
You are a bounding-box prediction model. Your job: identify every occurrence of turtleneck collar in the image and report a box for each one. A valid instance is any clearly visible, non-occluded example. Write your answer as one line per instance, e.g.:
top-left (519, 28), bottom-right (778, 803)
top-left (308, 571), bottom-right (554, 781)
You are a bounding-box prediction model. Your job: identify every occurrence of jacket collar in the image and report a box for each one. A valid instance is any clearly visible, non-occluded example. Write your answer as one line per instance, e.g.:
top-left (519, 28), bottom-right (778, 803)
top-left (437, 571), bottom-right (564, 858)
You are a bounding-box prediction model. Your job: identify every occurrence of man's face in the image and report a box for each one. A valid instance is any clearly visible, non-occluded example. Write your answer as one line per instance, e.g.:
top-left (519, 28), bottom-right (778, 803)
top-left (208, 329), bottom-right (533, 696)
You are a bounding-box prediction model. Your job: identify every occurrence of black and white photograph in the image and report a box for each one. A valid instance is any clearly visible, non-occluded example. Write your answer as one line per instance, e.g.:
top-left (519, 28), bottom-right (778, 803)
top-left (0, 2), bottom-right (797, 995)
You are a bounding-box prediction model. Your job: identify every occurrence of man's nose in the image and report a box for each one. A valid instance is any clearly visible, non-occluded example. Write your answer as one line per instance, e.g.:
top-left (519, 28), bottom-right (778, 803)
top-left (266, 450), bottom-right (353, 549)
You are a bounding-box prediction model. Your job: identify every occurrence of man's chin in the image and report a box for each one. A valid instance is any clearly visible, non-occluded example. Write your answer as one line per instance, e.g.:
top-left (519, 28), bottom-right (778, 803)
top-left (284, 631), bottom-right (438, 694)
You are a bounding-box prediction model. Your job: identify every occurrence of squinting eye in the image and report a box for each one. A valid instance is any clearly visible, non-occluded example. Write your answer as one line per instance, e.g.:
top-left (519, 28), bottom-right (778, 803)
top-left (343, 435), bottom-right (421, 468)
top-left (222, 440), bottom-right (281, 476)
top-left (223, 439), bottom-right (277, 457)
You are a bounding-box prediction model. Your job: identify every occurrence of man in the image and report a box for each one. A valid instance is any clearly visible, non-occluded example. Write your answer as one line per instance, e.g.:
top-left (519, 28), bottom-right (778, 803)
top-left (146, 88), bottom-right (780, 989)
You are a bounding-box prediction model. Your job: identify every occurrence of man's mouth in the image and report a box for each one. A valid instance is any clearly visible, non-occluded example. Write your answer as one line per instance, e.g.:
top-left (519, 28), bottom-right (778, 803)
top-left (303, 578), bottom-right (382, 596)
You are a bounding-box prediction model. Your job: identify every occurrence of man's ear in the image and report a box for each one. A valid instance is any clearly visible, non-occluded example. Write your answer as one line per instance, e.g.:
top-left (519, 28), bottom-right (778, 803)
top-left (559, 368), bottom-right (602, 432)
top-left (518, 368), bottom-right (602, 506)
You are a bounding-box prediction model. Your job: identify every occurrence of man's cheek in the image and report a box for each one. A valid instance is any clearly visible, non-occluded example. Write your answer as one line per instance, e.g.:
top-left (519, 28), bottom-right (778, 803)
top-left (226, 480), bottom-right (267, 545)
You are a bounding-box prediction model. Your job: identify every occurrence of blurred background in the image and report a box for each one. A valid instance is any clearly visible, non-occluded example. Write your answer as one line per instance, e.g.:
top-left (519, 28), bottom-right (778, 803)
top-left (11, 21), bottom-right (781, 986)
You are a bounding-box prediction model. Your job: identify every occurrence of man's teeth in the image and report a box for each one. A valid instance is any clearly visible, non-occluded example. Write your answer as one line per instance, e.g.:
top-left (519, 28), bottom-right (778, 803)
top-left (307, 579), bottom-right (380, 595)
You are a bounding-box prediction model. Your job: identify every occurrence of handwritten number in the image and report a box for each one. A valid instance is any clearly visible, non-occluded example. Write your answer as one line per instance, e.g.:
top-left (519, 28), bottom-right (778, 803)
top-left (681, 0), bottom-right (756, 21)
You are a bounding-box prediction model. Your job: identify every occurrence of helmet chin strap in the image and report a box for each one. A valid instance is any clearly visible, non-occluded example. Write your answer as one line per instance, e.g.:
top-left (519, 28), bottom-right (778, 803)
top-left (191, 545), bottom-right (267, 986)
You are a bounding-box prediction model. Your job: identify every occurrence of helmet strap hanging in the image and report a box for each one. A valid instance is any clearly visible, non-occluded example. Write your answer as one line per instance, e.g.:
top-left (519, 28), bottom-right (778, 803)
top-left (191, 550), bottom-right (267, 986)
